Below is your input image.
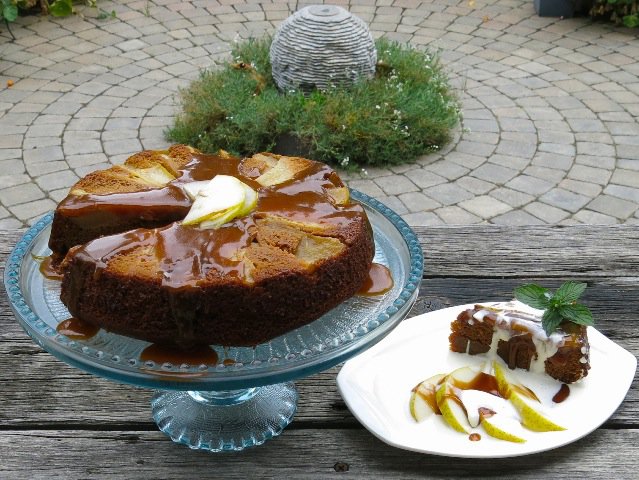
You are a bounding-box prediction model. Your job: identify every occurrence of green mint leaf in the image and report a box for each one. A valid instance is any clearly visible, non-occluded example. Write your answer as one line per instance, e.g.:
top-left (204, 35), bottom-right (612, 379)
top-left (514, 284), bottom-right (550, 310)
top-left (553, 281), bottom-right (587, 305)
top-left (542, 308), bottom-right (563, 336)
top-left (559, 304), bottom-right (594, 327)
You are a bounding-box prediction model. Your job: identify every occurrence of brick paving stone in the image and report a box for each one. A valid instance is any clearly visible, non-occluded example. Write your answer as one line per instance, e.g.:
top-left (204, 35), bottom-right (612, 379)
top-left (376, 195), bottom-right (409, 215)
top-left (610, 169), bottom-right (639, 188)
top-left (572, 210), bottom-right (618, 224)
top-left (455, 176), bottom-right (494, 195)
top-left (26, 161), bottom-right (69, 176)
top-left (63, 139), bottom-right (103, 155)
top-left (0, 183), bottom-right (44, 206)
top-left (434, 205), bottom-right (481, 224)
top-left (618, 160), bottom-right (639, 171)
top-left (0, 218), bottom-right (25, 229)
top-left (103, 139), bottom-right (143, 156)
top-left (346, 179), bottom-right (384, 197)
top-left (491, 209), bottom-right (545, 225)
top-left (374, 175), bottom-right (418, 195)
top-left (424, 182), bottom-right (475, 206)
top-left (506, 175), bottom-right (553, 196)
top-left (35, 170), bottom-right (79, 190)
top-left (568, 164), bottom-right (612, 185)
top-left (604, 185), bottom-right (639, 203)
top-left (404, 169), bottom-right (448, 189)
top-left (402, 211), bottom-right (445, 226)
top-left (559, 178), bottom-right (602, 197)
top-left (524, 202), bottom-right (570, 223)
top-left (587, 195), bottom-right (637, 219)
top-left (540, 187), bottom-right (591, 213)
top-left (398, 191), bottom-right (441, 212)
top-left (471, 163), bottom-right (519, 184)
top-left (458, 195), bottom-right (511, 218)
top-left (10, 198), bottom-right (57, 222)
top-left (0, 0), bottom-right (636, 228)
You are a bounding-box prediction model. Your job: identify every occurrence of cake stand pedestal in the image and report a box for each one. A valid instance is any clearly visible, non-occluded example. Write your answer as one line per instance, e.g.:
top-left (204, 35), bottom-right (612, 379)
top-left (4, 191), bottom-right (423, 452)
top-left (151, 385), bottom-right (297, 451)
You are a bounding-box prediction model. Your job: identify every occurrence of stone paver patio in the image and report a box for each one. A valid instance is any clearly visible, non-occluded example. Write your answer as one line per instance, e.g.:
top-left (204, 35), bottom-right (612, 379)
top-left (0, 0), bottom-right (638, 228)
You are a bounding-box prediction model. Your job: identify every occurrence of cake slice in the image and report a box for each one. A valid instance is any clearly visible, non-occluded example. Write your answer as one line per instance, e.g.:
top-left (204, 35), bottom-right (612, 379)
top-left (449, 301), bottom-right (590, 383)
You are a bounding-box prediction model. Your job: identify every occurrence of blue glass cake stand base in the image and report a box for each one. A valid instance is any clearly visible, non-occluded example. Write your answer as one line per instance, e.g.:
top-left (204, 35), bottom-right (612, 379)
top-left (152, 384), bottom-right (297, 451)
top-left (4, 191), bottom-right (423, 452)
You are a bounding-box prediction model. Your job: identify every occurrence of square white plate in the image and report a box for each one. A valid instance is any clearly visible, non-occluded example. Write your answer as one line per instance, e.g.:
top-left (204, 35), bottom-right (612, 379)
top-left (337, 303), bottom-right (637, 458)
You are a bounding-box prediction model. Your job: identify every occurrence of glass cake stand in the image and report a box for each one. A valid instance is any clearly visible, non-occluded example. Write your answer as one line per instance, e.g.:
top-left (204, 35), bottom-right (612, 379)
top-left (4, 190), bottom-right (423, 452)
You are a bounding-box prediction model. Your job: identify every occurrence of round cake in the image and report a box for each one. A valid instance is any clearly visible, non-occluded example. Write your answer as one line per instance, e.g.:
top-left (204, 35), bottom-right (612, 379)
top-left (53, 145), bottom-right (375, 347)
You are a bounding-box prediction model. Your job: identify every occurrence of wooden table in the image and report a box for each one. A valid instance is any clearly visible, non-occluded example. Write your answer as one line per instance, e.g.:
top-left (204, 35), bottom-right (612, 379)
top-left (1, 225), bottom-right (637, 479)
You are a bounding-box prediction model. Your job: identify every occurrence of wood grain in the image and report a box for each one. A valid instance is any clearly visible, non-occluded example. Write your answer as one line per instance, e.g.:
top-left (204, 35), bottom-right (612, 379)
top-left (1, 225), bottom-right (638, 478)
top-left (0, 429), bottom-right (637, 479)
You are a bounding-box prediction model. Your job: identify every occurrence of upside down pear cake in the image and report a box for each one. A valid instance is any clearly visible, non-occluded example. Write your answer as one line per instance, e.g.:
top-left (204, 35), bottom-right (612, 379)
top-left (51, 145), bottom-right (375, 347)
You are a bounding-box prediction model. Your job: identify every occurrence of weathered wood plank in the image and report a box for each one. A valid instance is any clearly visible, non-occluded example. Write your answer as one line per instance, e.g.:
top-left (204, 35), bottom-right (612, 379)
top-left (1, 226), bottom-right (638, 477)
top-left (1, 428), bottom-right (637, 479)
top-left (3, 225), bottom-right (639, 278)
top-left (413, 224), bottom-right (639, 277)
top-left (1, 276), bottom-right (637, 427)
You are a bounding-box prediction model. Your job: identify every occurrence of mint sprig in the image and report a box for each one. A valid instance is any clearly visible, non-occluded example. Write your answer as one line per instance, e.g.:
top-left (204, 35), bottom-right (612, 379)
top-left (514, 281), bottom-right (594, 335)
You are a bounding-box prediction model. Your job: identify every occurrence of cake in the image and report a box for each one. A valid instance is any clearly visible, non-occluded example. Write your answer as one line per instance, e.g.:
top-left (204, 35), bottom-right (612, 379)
top-left (53, 145), bottom-right (375, 347)
top-left (449, 301), bottom-right (589, 383)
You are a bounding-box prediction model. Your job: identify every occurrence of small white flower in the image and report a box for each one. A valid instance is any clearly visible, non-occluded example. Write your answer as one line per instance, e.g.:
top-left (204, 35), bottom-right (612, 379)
top-left (375, 105), bottom-right (381, 110)
top-left (341, 125), bottom-right (346, 131)
top-left (340, 156), bottom-right (350, 167)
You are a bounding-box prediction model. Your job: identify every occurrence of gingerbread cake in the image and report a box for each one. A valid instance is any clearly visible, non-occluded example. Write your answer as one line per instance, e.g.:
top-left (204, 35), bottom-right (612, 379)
top-left (53, 145), bottom-right (375, 347)
top-left (449, 301), bottom-right (589, 383)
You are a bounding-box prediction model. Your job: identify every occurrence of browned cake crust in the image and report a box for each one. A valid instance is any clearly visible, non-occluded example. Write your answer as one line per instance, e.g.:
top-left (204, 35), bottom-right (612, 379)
top-left (49, 145), bottom-right (200, 258)
top-left (450, 303), bottom-right (590, 384)
top-left (56, 146), bottom-right (375, 347)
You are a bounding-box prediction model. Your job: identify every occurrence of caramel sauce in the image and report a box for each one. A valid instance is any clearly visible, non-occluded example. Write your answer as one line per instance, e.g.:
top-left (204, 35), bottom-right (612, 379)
top-left (469, 433), bottom-right (481, 441)
top-left (65, 152), bottom-right (369, 290)
top-left (56, 318), bottom-right (99, 340)
top-left (552, 383), bottom-right (570, 403)
top-left (357, 263), bottom-right (394, 296)
top-left (140, 343), bottom-right (219, 366)
top-left (38, 255), bottom-right (64, 281)
top-left (222, 358), bottom-right (236, 366)
top-left (449, 372), bottom-right (501, 397)
top-left (413, 384), bottom-right (442, 415)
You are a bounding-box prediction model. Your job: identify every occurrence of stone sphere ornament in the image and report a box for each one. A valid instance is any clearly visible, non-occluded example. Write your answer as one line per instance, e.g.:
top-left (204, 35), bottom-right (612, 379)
top-left (270, 5), bottom-right (377, 93)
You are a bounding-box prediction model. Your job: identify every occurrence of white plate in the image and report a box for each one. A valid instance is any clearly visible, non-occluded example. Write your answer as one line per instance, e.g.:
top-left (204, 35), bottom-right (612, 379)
top-left (337, 303), bottom-right (637, 458)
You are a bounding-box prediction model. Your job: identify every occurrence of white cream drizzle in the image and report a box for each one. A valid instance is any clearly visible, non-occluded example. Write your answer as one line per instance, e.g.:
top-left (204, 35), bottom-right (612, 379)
top-left (470, 300), bottom-right (575, 373)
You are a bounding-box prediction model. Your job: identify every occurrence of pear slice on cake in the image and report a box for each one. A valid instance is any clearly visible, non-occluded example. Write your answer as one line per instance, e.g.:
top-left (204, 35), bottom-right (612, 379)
top-left (182, 175), bottom-right (258, 228)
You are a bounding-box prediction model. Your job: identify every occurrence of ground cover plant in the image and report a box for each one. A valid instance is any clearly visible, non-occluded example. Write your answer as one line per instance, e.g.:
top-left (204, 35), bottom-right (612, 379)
top-left (167, 37), bottom-right (461, 169)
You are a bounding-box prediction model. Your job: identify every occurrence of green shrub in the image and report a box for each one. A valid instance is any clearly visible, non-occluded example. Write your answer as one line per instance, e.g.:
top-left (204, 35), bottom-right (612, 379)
top-left (167, 37), bottom-right (461, 169)
top-left (590, 0), bottom-right (639, 28)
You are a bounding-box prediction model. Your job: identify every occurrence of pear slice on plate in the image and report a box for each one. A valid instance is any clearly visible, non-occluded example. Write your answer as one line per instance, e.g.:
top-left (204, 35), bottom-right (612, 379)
top-left (409, 373), bottom-right (446, 422)
top-left (493, 361), bottom-right (565, 432)
top-left (435, 381), bottom-right (471, 434)
top-left (479, 408), bottom-right (527, 443)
